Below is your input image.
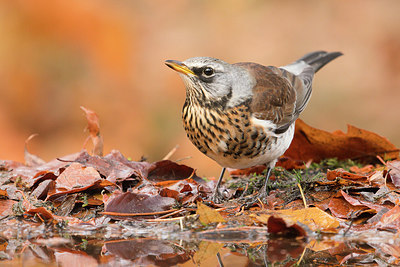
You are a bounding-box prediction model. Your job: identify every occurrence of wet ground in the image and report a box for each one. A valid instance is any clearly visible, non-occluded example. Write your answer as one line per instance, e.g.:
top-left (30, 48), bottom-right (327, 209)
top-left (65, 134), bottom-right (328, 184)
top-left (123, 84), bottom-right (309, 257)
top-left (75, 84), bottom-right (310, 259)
top-left (1, 216), bottom-right (399, 266)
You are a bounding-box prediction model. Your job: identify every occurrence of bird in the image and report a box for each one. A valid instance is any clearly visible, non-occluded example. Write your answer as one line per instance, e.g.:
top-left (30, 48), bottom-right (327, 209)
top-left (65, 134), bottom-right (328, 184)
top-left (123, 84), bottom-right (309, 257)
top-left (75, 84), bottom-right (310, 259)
top-left (165, 51), bottom-right (342, 202)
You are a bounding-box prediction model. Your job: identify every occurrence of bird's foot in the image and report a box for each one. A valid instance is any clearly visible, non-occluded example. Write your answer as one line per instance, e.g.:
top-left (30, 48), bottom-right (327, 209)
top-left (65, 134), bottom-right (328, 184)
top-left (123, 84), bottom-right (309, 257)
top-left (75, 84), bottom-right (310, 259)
top-left (240, 189), bottom-right (270, 209)
top-left (209, 189), bottom-right (225, 204)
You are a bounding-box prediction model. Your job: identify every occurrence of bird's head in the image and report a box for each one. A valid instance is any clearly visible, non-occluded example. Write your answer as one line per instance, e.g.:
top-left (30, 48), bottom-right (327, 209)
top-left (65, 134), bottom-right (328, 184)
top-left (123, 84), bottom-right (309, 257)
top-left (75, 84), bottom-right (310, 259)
top-left (165, 57), bottom-right (254, 107)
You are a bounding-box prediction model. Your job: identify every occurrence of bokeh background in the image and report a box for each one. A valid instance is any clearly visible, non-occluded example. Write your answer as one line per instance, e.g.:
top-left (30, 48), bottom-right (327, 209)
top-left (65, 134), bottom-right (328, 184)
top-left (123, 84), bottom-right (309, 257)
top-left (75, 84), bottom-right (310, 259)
top-left (1, 0), bottom-right (399, 177)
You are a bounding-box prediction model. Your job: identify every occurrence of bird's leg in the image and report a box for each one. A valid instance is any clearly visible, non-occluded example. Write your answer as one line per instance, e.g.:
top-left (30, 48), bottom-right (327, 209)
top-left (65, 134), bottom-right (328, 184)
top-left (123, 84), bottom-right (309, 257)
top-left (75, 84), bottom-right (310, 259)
top-left (241, 167), bottom-right (272, 209)
top-left (210, 167), bottom-right (226, 203)
top-left (259, 167), bottom-right (272, 198)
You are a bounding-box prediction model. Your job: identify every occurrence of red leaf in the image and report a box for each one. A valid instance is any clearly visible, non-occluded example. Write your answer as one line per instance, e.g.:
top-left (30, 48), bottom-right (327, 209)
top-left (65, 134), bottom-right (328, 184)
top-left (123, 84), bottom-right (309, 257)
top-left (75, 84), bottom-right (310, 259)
top-left (267, 216), bottom-right (307, 237)
top-left (327, 168), bottom-right (367, 181)
top-left (340, 190), bottom-right (386, 212)
top-left (285, 119), bottom-right (399, 163)
top-left (146, 160), bottom-right (198, 183)
top-left (104, 192), bottom-right (175, 219)
top-left (56, 162), bottom-right (102, 191)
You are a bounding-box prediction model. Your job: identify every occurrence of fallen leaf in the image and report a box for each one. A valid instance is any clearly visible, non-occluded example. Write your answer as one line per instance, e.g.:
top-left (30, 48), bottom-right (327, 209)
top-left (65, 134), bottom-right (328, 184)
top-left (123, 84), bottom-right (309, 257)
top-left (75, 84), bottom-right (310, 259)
top-left (196, 202), bottom-right (225, 225)
top-left (81, 106), bottom-right (103, 156)
top-left (285, 119), bottom-right (399, 163)
top-left (377, 205), bottom-right (400, 231)
top-left (24, 134), bottom-right (46, 167)
top-left (327, 168), bottom-right (367, 181)
top-left (0, 199), bottom-right (17, 216)
top-left (387, 160), bottom-right (400, 187)
top-left (31, 179), bottom-right (56, 200)
top-left (25, 207), bottom-right (55, 221)
top-left (368, 170), bottom-right (385, 186)
top-left (340, 190), bottom-right (387, 212)
top-left (104, 238), bottom-right (188, 265)
top-left (328, 196), bottom-right (368, 219)
top-left (255, 207), bottom-right (339, 232)
top-left (193, 241), bottom-right (224, 265)
top-left (75, 150), bottom-right (147, 183)
top-left (146, 160), bottom-right (199, 183)
top-left (104, 191), bottom-right (176, 219)
top-left (56, 162), bottom-right (102, 191)
top-left (266, 216), bottom-right (307, 237)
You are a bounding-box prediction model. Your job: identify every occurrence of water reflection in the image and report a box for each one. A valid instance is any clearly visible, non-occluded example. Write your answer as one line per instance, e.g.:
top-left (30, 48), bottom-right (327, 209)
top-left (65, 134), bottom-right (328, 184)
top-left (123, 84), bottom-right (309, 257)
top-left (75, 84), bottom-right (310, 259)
top-left (0, 236), bottom-right (397, 266)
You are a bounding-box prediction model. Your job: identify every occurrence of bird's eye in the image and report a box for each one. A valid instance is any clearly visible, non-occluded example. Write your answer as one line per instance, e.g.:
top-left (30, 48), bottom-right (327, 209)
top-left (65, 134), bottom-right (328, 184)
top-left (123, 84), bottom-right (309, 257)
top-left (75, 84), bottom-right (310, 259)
top-left (202, 67), bottom-right (215, 77)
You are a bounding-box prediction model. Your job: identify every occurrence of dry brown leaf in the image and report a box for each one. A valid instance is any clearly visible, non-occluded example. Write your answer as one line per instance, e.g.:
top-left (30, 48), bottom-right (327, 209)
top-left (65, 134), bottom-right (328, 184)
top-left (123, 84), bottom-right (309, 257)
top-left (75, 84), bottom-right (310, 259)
top-left (327, 168), bottom-right (367, 181)
top-left (387, 160), bottom-right (400, 187)
top-left (285, 119), bottom-right (399, 163)
top-left (81, 106), bottom-right (103, 156)
top-left (196, 202), bottom-right (225, 225)
top-left (56, 162), bottom-right (102, 191)
top-left (24, 134), bottom-right (46, 167)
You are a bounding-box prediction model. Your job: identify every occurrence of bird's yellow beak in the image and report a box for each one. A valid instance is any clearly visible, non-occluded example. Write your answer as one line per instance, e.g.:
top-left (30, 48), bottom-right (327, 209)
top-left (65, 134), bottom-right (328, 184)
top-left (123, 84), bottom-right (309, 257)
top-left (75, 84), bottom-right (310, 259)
top-left (165, 60), bottom-right (195, 76)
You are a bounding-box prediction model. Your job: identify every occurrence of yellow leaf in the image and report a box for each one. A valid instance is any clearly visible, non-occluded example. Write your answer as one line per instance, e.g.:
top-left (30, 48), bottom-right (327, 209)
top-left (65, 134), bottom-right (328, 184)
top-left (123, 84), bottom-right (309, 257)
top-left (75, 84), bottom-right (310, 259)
top-left (254, 207), bottom-right (339, 231)
top-left (196, 202), bottom-right (225, 225)
top-left (193, 241), bottom-right (224, 265)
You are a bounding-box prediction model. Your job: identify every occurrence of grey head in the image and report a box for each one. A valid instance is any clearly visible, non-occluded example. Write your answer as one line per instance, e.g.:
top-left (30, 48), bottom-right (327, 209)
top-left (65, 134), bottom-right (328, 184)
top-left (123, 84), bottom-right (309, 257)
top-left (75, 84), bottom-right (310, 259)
top-left (165, 57), bottom-right (255, 107)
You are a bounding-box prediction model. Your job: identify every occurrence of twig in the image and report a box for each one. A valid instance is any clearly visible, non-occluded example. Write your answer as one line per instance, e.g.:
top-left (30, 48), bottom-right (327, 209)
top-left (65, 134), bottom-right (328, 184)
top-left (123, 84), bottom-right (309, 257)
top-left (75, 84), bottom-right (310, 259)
top-left (296, 244), bottom-right (308, 266)
top-left (343, 211), bottom-right (355, 237)
top-left (376, 155), bottom-right (387, 165)
top-left (216, 252), bottom-right (224, 267)
top-left (163, 145), bottom-right (179, 160)
top-left (157, 208), bottom-right (185, 219)
top-left (146, 214), bottom-right (197, 222)
top-left (297, 183), bottom-right (308, 208)
top-left (101, 209), bottom-right (179, 217)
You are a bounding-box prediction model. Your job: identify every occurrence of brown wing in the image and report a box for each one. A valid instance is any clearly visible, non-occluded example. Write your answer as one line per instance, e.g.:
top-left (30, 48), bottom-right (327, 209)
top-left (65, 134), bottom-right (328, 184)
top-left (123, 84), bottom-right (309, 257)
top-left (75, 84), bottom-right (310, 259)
top-left (235, 62), bottom-right (299, 131)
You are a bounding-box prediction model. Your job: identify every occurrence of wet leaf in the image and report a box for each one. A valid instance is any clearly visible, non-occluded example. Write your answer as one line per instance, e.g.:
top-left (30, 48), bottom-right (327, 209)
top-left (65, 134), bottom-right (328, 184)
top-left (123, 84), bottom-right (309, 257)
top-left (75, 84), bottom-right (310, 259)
top-left (255, 207), bottom-right (339, 232)
top-left (196, 202), bottom-right (225, 225)
top-left (340, 190), bottom-right (387, 212)
top-left (104, 192), bottom-right (175, 218)
top-left (266, 216), bottom-right (307, 237)
top-left (56, 162), bottom-right (101, 191)
top-left (193, 241), bottom-right (224, 265)
top-left (104, 239), bottom-right (190, 265)
top-left (285, 119), bottom-right (399, 163)
top-left (75, 150), bottom-right (147, 183)
top-left (328, 196), bottom-right (368, 219)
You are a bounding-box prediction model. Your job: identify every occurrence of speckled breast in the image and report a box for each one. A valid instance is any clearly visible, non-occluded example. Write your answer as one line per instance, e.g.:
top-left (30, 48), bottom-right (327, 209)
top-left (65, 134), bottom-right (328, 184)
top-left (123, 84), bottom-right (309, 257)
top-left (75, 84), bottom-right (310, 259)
top-left (181, 101), bottom-right (278, 168)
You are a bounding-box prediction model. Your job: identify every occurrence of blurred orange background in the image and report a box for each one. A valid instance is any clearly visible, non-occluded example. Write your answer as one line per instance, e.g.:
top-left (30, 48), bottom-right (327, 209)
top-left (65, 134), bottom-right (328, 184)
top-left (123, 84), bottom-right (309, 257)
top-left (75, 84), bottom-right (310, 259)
top-left (1, 0), bottom-right (399, 177)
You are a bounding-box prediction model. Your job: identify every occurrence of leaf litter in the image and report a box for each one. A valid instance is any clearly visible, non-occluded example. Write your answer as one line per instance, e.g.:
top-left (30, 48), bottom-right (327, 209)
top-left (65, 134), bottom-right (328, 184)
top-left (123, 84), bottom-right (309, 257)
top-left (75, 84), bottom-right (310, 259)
top-left (0, 107), bottom-right (400, 266)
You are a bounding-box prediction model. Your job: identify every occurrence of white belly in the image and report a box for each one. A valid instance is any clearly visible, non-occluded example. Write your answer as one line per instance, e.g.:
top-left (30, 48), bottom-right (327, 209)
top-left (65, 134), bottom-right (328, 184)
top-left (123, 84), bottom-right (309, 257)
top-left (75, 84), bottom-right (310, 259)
top-left (208, 123), bottom-right (295, 169)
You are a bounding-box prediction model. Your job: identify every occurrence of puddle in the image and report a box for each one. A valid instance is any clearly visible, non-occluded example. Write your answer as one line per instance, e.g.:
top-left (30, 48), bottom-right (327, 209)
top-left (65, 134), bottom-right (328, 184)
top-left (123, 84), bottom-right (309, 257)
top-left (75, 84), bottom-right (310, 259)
top-left (0, 218), bottom-right (398, 266)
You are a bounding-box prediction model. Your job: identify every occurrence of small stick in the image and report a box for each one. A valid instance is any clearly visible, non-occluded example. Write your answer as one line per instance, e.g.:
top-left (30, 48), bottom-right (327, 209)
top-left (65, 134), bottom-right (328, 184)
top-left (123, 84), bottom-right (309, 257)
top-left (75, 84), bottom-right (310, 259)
top-left (157, 209), bottom-right (185, 219)
top-left (163, 145), bottom-right (179, 160)
top-left (101, 209), bottom-right (178, 217)
top-left (297, 183), bottom-right (308, 208)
